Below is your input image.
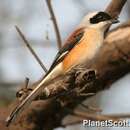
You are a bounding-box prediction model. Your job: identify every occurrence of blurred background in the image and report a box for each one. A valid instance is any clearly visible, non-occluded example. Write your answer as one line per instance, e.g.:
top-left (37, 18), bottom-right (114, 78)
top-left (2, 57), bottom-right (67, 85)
top-left (0, 0), bottom-right (130, 130)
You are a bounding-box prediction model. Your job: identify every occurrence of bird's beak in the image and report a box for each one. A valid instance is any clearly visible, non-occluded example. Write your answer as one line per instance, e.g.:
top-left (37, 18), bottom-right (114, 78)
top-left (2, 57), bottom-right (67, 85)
top-left (111, 18), bottom-right (120, 24)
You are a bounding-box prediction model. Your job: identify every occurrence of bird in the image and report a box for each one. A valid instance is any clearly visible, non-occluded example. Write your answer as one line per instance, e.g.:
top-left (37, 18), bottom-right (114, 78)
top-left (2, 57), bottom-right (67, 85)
top-left (6, 11), bottom-right (119, 126)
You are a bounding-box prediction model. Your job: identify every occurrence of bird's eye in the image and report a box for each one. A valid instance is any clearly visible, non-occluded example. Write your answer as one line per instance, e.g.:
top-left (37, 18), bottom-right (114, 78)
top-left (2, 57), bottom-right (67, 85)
top-left (97, 15), bottom-right (103, 19)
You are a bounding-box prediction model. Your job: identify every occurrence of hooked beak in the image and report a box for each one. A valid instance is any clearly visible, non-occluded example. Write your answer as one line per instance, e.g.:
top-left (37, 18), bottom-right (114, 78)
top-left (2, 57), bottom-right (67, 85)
top-left (111, 18), bottom-right (120, 24)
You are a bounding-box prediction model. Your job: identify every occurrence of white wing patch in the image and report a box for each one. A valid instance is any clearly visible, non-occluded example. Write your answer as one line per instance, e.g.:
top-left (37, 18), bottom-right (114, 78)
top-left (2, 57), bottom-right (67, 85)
top-left (57, 51), bottom-right (69, 61)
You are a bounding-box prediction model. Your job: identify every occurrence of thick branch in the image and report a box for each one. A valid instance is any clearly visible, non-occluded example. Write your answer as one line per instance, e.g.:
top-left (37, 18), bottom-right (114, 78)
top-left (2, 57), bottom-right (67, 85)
top-left (105, 0), bottom-right (127, 18)
top-left (2, 0), bottom-right (128, 130)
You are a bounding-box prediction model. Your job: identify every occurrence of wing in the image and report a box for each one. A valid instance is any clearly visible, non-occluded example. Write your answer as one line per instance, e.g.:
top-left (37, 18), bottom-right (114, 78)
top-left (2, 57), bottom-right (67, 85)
top-left (46, 27), bottom-right (85, 75)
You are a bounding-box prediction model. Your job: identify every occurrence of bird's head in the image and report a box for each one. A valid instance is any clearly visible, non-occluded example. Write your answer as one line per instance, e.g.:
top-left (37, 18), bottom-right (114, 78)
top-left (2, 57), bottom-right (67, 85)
top-left (79, 11), bottom-right (119, 32)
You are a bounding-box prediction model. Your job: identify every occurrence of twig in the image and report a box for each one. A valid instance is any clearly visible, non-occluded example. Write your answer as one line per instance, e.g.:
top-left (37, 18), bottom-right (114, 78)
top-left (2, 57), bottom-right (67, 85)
top-left (15, 25), bottom-right (48, 73)
top-left (16, 78), bottom-right (33, 101)
top-left (46, 0), bottom-right (62, 50)
top-left (24, 77), bottom-right (29, 89)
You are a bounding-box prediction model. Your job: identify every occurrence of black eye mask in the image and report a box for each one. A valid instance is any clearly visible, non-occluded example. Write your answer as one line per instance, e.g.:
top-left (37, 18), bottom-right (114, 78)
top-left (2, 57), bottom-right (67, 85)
top-left (90, 12), bottom-right (112, 24)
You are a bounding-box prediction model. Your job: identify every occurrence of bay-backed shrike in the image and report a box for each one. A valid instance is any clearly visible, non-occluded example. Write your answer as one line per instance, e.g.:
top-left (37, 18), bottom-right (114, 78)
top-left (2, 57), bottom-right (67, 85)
top-left (6, 11), bottom-right (119, 126)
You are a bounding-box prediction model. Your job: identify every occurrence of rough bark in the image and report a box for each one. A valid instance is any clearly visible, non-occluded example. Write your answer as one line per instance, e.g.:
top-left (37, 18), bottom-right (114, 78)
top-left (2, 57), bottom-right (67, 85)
top-left (0, 0), bottom-right (129, 130)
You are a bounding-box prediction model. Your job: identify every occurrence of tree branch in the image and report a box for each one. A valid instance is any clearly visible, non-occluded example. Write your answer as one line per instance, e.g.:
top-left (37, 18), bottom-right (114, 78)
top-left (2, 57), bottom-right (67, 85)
top-left (105, 0), bottom-right (127, 18)
top-left (15, 26), bottom-right (48, 73)
top-left (46, 0), bottom-right (62, 50)
top-left (2, 0), bottom-right (128, 130)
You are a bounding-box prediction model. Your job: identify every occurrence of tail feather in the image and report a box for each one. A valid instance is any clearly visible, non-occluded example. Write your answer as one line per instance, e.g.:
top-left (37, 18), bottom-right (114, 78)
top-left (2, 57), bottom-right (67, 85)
top-left (6, 76), bottom-right (47, 126)
top-left (6, 63), bottom-right (63, 126)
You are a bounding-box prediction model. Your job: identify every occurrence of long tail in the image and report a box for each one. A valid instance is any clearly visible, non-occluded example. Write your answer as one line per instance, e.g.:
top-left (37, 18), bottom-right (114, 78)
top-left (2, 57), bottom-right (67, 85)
top-left (5, 75), bottom-right (48, 126)
top-left (6, 63), bottom-right (62, 126)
